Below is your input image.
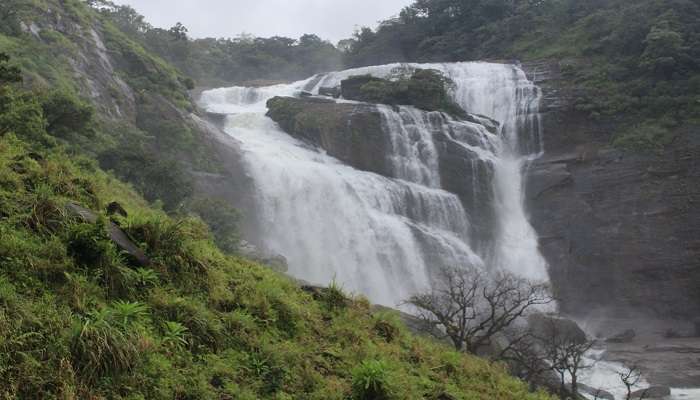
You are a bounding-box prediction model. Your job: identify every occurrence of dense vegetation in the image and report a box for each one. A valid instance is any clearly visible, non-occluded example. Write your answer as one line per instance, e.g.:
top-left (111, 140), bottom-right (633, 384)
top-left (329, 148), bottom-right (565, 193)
top-left (342, 0), bottom-right (700, 151)
top-left (340, 69), bottom-right (467, 118)
top-left (0, 52), bottom-right (550, 400)
top-left (0, 0), bottom-right (244, 252)
top-left (93, 0), bottom-right (343, 86)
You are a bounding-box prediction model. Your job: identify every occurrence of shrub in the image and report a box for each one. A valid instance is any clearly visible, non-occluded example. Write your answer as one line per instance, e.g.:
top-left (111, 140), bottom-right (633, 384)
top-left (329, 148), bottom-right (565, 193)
top-left (186, 196), bottom-right (240, 253)
top-left (0, 88), bottom-right (47, 142)
top-left (66, 220), bottom-right (119, 268)
top-left (99, 141), bottom-right (194, 211)
top-left (321, 280), bottom-right (349, 312)
top-left (70, 303), bottom-right (147, 383)
top-left (0, 53), bottom-right (21, 85)
top-left (40, 89), bottom-right (96, 139)
top-left (342, 69), bottom-right (466, 118)
top-left (372, 313), bottom-right (401, 343)
top-left (161, 320), bottom-right (188, 351)
top-left (351, 359), bottom-right (391, 400)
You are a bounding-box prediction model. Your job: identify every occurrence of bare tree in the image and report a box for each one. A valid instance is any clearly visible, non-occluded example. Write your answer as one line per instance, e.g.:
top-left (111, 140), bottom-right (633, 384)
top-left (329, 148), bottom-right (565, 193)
top-left (538, 318), bottom-right (595, 397)
top-left (500, 329), bottom-right (553, 391)
top-left (619, 365), bottom-right (644, 400)
top-left (406, 265), bottom-right (552, 354)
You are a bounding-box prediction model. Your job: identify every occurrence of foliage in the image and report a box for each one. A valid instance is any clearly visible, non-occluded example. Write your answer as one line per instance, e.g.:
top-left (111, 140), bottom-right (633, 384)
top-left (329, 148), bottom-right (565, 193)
top-left (0, 84), bottom-right (46, 142)
top-left (185, 196), bottom-right (240, 253)
top-left (98, 138), bottom-right (194, 211)
top-left (39, 88), bottom-right (96, 139)
top-left (343, 68), bottom-right (465, 117)
top-left (351, 360), bottom-right (391, 400)
top-left (343, 0), bottom-right (700, 151)
top-left (70, 302), bottom-right (147, 383)
top-left (0, 53), bottom-right (21, 84)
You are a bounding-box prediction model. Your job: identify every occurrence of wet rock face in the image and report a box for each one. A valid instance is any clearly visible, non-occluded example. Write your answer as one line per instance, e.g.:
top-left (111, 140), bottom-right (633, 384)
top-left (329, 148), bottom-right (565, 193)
top-left (265, 96), bottom-right (495, 237)
top-left (266, 96), bottom-right (392, 177)
top-left (522, 61), bottom-right (700, 318)
top-left (630, 386), bottom-right (671, 399)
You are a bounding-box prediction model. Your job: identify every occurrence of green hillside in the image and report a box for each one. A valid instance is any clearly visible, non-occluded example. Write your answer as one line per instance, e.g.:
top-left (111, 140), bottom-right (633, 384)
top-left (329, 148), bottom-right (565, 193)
top-left (342, 0), bottom-right (700, 151)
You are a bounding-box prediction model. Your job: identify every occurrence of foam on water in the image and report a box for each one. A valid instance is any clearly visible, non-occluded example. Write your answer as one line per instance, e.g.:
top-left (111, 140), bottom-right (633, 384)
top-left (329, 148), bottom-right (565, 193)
top-left (200, 62), bottom-right (549, 305)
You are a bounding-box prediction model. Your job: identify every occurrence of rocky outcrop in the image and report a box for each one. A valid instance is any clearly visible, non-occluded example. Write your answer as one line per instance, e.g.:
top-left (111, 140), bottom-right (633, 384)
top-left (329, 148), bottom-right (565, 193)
top-left (66, 202), bottom-right (150, 266)
top-left (630, 386), bottom-right (671, 400)
top-left (527, 313), bottom-right (588, 344)
top-left (522, 61), bottom-right (700, 319)
top-left (265, 96), bottom-right (496, 243)
top-left (266, 96), bottom-right (392, 176)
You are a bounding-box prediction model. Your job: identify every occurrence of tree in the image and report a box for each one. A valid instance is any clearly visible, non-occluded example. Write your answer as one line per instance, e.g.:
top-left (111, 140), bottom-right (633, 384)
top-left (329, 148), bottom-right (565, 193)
top-left (618, 365), bottom-right (644, 400)
top-left (169, 22), bottom-right (189, 41)
top-left (640, 19), bottom-right (687, 77)
top-left (40, 89), bottom-right (95, 139)
top-left (0, 53), bottom-right (21, 85)
top-left (537, 318), bottom-right (595, 397)
top-left (406, 265), bottom-right (552, 353)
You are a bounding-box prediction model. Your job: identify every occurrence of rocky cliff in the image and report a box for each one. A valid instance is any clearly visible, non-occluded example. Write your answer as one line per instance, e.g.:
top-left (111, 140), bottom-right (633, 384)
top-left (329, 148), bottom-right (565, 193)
top-left (265, 95), bottom-right (498, 247)
top-left (523, 61), bottom-right (700, 318)
top-left (268, 62), bottom-right (700, 320)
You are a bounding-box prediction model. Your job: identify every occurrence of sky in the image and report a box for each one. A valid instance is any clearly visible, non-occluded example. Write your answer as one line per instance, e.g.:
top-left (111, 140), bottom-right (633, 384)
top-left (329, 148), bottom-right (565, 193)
top-left (113, 0), bottom-right (414, 43)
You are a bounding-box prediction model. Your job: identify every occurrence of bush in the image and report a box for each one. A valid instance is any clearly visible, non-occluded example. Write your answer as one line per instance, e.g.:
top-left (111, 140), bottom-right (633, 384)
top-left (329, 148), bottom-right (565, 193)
top-left (70, 302), bottom-right (149, 382)
top-left (0, 87), bottom-right (47, 142)
top-left (351, 360), bottom-right (391, 400)
top-left (321, 280), bottom-right (349, 313)
top-left (186, 196), bottom-right (240, 253)
top-left (342, 69), bottom-right (466, 117)
top-left (99, 140), bottom-right (194, 210)
top-left (40, 89), bottom-right (95, 139)
top-left (66, 220), bottom-right (118, 268)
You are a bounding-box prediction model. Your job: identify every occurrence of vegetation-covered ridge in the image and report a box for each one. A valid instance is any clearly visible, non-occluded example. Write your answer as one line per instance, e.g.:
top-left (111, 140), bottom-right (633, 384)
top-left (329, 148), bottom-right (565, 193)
top-left (340, 68), bottom-right (467, 118)
top-left (91, 0), bottom-right (343, 87)
top-left (0, 67), bottom-right (551, 400)
top-left (342, 0), bottom-right (700, 151)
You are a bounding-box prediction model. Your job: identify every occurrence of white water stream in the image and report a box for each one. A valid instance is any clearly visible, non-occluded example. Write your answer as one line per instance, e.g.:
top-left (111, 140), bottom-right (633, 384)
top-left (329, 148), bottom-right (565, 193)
top-left (201, 62), bottom-right (547, 306)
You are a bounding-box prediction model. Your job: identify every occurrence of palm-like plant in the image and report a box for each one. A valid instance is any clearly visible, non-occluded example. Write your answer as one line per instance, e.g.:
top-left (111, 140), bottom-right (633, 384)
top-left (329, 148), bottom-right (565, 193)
top-left (110, 300), bottom-right (148, 330)
top-left (161, 321), bottom-right (188, 351)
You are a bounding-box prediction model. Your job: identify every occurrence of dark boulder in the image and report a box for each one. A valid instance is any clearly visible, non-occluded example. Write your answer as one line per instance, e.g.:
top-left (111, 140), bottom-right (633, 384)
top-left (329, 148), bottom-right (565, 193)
top-left (527, 313), bottom-right (588, 344)
top-left (630, 386), bottom-right (671, 399)
top-left (340, 75), bottom-right (384, 101)
top-left (606, 329), bottom-right (636, 344)
top-left (266, 96), bottom-right (391, 177)
top-left (66, 202), bottom-right (150, 266)
top-left (106, 201), bottom-right (128, 218)
top-left (318, 86), bottom-right (341, 98)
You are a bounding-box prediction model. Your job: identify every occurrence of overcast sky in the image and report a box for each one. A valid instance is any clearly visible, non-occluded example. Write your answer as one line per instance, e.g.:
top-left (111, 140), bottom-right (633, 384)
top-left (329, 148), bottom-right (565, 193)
top-left (113, 0), bottom-right (414, 43)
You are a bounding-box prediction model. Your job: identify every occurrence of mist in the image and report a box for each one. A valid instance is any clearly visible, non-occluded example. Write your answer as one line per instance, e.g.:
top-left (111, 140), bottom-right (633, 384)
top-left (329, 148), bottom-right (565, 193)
top-left (112, 0), bottom-right (414, 43)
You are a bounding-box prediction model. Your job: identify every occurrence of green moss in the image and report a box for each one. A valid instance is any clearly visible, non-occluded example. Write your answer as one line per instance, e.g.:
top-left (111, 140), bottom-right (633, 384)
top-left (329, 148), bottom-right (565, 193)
top-left (342, 69), bottom-right (466, 118)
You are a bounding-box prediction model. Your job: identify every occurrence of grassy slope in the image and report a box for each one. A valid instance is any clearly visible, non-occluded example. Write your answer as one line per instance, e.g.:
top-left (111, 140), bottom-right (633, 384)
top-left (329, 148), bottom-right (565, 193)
top-left (0, 1), bottom-right (554, 400)
top-left (0, 134), bottom-right (554, 399)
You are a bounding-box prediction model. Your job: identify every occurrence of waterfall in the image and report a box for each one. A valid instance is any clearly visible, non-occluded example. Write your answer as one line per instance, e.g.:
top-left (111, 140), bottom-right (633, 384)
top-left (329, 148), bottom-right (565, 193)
top-left (200, 62), bottom-right (548, 306)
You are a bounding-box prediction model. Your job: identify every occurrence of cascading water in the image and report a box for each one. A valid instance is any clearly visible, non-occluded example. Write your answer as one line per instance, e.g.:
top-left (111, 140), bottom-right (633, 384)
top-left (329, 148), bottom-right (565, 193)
top-left (200, 62), bottom-right (549, 306)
